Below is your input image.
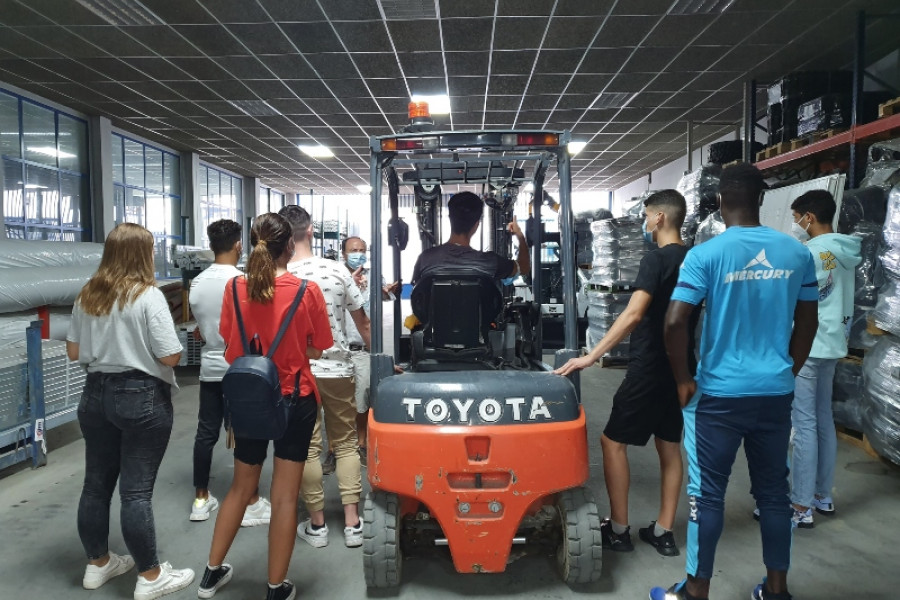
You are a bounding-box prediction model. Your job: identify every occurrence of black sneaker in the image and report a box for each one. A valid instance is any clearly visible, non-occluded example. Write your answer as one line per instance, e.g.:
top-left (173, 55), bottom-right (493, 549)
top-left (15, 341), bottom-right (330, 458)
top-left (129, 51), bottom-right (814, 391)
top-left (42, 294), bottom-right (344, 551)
top-left (599, 518), bottom-right (633, 552)
top-left (265, 580), bottom-right (296, 600)
top-left (638, 521), bottom-right (680, 557)
top-left (198, 564), bottom-right (232, 599)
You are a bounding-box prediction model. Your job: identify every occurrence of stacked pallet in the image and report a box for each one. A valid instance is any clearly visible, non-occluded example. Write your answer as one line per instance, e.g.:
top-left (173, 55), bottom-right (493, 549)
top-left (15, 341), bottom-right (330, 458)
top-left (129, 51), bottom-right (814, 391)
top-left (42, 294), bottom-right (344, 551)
top-left (585, 215), bottom-right (649, 361)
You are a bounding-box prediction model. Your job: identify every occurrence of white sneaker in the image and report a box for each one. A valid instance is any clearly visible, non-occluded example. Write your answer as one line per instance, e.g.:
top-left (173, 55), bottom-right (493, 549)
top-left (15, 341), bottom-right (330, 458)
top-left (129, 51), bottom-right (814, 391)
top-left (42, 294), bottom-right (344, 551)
top-left (133, 562), bottom-right (195, 600)
top-left (241, 497), bottom-right (271, 527)
top-left (296, 519), bottom-right (329, 548)
top-left (190, 495), bottom-right (219, 522)
top-left (344, 518), bottom-right (364, 548)
top-left (792, 507), bottom-right (814, 529)
top-left (83, 552), bottom-right (134, 589)
top-left (813, 496), bottom-right (835, 515)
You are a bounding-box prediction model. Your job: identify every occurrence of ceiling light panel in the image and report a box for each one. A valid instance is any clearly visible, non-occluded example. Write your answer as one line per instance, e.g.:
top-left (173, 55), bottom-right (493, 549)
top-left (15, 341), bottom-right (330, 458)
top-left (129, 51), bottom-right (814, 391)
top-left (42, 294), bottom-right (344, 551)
top-left (299, 145), bottom-right (334, 158)
top-left (379, 0), bottom-right (437, 20)
top-left (590, 92), bottom-right (633, 109)
top-left (410, 94), bottom-right (451, 115)
top-left (227, 100), bottom-right (282, 117)
top-left (74, 0), bottom-right (163, 26)
top-left (668, 0), bottom-right (736, 15)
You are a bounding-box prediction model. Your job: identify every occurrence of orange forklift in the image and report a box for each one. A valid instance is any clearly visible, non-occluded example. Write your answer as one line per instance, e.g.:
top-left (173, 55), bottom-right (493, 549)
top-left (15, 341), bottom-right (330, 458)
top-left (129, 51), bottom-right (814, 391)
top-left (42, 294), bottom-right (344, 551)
top-left (362, 124), bottom-right (602, 588)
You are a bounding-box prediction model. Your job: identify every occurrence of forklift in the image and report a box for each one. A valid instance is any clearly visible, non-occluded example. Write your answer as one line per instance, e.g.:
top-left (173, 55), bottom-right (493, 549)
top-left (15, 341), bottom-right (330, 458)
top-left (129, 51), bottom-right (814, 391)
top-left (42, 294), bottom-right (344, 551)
top-left (362, 126), bottom-right (602, 588)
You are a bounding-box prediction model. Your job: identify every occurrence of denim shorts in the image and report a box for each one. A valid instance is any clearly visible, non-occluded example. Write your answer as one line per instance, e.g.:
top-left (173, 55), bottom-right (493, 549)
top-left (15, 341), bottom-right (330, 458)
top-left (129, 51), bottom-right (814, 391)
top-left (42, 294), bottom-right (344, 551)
top-left (233, 394), bottom-right (317, 465)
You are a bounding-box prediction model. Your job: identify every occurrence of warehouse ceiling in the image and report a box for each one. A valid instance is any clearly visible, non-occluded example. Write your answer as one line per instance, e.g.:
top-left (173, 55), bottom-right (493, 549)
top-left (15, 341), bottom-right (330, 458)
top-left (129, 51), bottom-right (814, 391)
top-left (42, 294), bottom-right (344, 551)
top-left (0, 0), bottom-right (898, 194)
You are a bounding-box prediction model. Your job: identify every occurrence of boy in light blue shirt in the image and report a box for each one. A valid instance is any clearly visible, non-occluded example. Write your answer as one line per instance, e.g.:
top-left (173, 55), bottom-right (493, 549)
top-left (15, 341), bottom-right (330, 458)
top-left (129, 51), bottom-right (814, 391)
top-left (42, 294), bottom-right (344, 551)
top-left (788, 190), bottom-right (861, 526)
top-left (651, 163), bottom-right (819, 600)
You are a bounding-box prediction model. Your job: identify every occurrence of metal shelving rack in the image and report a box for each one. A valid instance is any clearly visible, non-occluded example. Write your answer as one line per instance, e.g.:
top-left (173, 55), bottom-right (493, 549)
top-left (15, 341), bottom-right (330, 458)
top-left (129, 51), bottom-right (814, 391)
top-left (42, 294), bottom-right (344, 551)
top-left (743, 10), bottom-right (900, 187)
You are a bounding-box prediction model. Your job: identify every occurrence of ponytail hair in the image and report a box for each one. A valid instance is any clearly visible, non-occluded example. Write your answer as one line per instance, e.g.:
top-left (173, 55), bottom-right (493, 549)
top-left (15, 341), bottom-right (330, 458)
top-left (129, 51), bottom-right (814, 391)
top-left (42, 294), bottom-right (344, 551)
top-left (247, 213), bottom-right (293, 303)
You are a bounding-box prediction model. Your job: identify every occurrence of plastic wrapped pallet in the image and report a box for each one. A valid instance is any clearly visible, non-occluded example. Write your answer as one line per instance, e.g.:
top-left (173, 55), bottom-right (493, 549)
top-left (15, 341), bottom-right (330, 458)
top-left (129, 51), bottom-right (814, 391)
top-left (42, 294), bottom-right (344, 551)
top-left (676, 165), bottom-right (721, 247)
top-left (0, 240), bottom-right (103, 270)
top-left (590, 217), bottom-right (648, 286)
top-left (796, 94), bottom-right (850, 136)
top-left (694, 210), bottom-right (726, 246)
top-left (860, 139), bottom-right (900, 192)
top-left (832, 358), bottom-right (865, 431)
top-left (872, 276), bottom-right (900, 336)
top-left (575, 208), bottom-right (612, 267)
top-left (861, 335), bottom-right (900, 465)
top-left (585, 290), bottom-right (631, 358)
top-left (848, 307), bottom-right (880, 352)
top-left (880, 184), bottom-right (900, 278)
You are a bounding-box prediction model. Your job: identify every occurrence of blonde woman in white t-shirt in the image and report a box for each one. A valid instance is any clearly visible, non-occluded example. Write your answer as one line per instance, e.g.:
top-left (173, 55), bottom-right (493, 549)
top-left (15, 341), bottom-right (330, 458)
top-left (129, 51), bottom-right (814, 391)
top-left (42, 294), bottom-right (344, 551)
top-left (66, 223), bottom-right (194, 600)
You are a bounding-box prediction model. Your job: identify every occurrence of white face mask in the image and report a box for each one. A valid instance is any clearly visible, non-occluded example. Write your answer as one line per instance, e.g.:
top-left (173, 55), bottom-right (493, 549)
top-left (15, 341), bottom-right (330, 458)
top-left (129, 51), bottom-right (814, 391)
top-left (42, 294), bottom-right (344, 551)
top-left (791, 216), bottom-right (810, 242)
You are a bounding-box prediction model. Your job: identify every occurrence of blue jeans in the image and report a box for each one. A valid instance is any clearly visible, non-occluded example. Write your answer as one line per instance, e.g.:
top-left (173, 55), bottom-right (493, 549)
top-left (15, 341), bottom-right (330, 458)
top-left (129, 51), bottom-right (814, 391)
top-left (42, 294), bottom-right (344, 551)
top-left (77, 371), bottom-right (173, 573)
top-left (684, 392), bottom-right (793, 580)
top-left (790, 358), bottom-right (838, 508)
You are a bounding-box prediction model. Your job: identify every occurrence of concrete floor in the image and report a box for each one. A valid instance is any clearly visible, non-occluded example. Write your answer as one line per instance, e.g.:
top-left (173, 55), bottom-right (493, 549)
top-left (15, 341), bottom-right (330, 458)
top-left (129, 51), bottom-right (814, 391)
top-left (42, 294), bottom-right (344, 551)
top-left (1, 363), bottom-right (898, 599)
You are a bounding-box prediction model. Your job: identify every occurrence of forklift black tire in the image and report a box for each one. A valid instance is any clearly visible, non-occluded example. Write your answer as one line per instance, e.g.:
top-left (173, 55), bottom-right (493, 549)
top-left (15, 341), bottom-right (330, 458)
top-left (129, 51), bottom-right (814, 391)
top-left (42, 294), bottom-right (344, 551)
top-left (556, 486), bottom-right (603, 585)
top-left (363, 491), bottom-right (403, 589)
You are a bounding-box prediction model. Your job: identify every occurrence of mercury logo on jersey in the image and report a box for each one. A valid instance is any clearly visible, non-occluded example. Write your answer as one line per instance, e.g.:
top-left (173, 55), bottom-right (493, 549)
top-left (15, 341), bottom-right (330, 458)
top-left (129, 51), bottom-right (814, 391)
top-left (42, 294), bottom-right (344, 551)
top-left (723, 249), bottom-right (794, 284)
top-left (401, 396), bottom-right (553, 424)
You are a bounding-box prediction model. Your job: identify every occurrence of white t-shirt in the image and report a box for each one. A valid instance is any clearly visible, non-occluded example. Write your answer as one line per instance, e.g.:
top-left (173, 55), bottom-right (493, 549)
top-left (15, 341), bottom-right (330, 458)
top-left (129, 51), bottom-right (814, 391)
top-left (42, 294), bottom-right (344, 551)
top-left (189, 263), bottom-right (243, 382)
top-left (67, 286), bottom-right (183, 387)
top-left (287, 256), bottom-right (364, 378)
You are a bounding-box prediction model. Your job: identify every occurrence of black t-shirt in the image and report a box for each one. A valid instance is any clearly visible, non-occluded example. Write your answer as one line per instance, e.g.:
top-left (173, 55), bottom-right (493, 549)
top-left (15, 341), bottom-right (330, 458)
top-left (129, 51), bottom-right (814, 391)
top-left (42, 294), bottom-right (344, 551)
top-left (412, 244), bottom-right (517, 283)
top-left (629, 243), bottom-right (698, 373)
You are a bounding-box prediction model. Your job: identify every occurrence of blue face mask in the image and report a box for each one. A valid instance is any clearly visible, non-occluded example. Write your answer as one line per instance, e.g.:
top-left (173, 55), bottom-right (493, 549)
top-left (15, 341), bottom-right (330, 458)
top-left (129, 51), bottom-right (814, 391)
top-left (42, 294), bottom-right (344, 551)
top-left (346, 252), bottom-right (367, 269)
top-left (642, 219), bottom-right (656, 245)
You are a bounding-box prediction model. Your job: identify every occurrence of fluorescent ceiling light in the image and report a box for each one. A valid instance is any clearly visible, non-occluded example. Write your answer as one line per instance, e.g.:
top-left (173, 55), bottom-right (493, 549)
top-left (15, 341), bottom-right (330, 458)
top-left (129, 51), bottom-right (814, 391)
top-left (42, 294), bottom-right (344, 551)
top-left (24, 184), bottom-right (47, 189)
top-left (27, 146), bottom-right (76, 159)
top-left (356, 184), bottom-right (372, 193)
top-left (568, 141), bottom-right (587, 155)
top-left (669, 0), bottom-right (735, 14)
top-left (74, 0), bottom-right (163, 26)
top-left (228, 100), bottom-right (281, 117)
top-left (298, 144), bottom-right (333, 158)
top-left (411, 94), bottom-right (451, 115)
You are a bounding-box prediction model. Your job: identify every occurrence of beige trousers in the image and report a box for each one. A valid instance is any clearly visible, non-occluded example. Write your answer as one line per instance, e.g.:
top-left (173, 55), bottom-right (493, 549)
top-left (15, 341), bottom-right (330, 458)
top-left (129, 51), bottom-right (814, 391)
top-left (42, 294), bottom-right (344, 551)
top-left (301, 376), bottom-right (361, 511)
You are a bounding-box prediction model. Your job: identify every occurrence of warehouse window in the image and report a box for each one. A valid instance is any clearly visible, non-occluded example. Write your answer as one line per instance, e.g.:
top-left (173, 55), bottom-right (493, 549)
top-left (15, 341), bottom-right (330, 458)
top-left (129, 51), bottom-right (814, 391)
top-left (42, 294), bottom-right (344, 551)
top-left (0, 89), bottom-right (90, 241)
top-left (257, 186), bottom-right (285, 215)
top-left (198, 163), bottom-right (243, 248)
top-left (111, 133), bottom-right (181, 277)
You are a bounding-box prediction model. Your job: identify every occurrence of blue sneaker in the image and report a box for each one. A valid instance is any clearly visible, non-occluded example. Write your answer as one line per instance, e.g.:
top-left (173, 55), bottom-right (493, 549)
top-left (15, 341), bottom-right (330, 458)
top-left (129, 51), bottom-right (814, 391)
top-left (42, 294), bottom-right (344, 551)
top-left (650, 580), bottom-right (694, 600)
top-left (751, 578), bottom-right (792, 600)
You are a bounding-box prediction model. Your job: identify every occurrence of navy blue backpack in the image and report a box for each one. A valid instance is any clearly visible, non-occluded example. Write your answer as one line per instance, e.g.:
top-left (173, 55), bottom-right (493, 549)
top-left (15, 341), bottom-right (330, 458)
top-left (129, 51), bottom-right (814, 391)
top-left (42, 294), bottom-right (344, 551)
top-left (223, 277), bottom-right (307, 440)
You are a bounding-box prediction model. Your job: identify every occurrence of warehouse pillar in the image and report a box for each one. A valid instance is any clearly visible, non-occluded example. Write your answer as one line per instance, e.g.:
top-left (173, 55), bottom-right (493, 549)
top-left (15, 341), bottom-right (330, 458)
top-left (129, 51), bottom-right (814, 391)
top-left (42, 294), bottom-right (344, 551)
top-left (88, 115), bottom-right (114, 242)
top-left (181, 151), bottom-right (199, 246)
top-left (241, 177), bottom-right (259, 249)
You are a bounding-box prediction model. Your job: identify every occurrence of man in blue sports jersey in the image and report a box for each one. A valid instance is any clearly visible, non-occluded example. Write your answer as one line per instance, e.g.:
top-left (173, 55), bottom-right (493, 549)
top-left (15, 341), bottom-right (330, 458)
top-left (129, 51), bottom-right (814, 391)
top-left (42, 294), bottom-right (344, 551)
top-left (650, 163), bottom-right (819, 600)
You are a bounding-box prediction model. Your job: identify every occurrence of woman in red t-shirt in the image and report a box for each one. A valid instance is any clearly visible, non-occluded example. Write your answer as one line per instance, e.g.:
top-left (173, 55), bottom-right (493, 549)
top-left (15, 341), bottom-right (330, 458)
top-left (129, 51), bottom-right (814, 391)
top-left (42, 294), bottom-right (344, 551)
top-left (200, 213), bottom-right (332, 600)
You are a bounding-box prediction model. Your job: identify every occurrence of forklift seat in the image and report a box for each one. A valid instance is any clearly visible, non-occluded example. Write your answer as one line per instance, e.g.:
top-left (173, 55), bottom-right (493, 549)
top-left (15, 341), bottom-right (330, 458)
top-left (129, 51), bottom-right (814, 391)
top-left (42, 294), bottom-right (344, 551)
top-left (409, 267), bottom-right (504, 368)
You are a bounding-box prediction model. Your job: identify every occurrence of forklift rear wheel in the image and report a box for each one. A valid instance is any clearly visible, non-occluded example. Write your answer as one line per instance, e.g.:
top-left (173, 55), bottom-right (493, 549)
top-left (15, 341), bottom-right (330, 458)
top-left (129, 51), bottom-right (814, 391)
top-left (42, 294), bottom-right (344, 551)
top-left (363, 491), bottom-right (403, 588)
top-left (556, 486), bottom-right (603, 585)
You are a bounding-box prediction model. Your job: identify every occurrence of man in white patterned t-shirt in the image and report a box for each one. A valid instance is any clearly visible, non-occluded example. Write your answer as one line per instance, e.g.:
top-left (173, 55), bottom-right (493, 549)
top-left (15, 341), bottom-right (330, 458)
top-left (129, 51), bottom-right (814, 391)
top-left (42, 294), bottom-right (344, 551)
top-left (278, 205), bottom-right (371, 550)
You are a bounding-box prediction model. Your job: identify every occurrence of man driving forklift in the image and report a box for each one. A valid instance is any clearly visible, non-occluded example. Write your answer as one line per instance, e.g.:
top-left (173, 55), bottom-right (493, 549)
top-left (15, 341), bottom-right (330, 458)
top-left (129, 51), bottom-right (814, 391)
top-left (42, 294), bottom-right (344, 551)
top-left (411, 191), bottom-right (530, 284)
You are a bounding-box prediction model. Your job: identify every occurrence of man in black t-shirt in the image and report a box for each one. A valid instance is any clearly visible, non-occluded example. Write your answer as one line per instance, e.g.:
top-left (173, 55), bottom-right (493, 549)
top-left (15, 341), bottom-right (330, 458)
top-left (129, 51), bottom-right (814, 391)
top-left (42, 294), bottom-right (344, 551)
top-left (555, 189), bottom-right (696, 558)
top-left (411, 191), bottom-right (529, 284)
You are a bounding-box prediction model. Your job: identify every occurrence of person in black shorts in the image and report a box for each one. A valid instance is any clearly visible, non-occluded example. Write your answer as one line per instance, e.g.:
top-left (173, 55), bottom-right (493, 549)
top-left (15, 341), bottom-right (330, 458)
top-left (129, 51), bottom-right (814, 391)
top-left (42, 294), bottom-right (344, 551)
top-left (555, 189), bottom-right (698, 557)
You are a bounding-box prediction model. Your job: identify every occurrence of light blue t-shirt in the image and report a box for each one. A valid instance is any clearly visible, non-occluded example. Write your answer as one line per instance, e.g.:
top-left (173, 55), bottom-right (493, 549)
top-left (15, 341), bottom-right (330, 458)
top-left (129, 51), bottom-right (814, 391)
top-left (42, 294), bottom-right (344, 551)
top-left (671, 226), bottom-right (818, 398)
